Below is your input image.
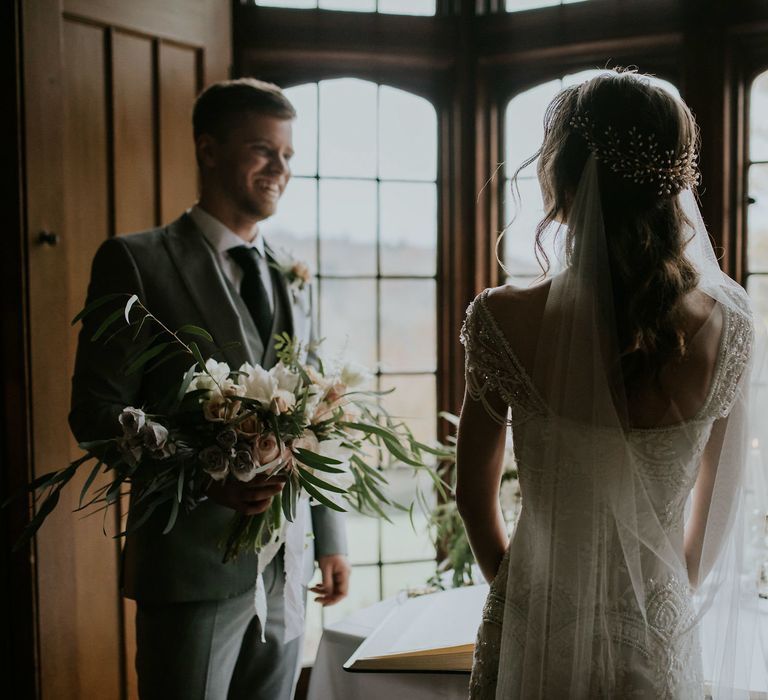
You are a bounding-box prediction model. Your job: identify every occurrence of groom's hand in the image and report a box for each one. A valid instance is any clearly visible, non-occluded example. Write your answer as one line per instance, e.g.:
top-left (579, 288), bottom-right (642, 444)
top-left (311, 554), bottom-right (351, 606)
top-left (206, 474), bottom-right (286, 515)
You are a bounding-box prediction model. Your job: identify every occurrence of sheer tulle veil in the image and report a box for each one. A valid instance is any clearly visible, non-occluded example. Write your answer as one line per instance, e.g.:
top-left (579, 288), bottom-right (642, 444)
top-left (493, 154), bottom-right (768, 698)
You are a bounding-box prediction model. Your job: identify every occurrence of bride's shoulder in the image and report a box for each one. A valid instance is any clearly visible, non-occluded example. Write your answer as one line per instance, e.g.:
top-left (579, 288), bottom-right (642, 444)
top-left (484, 280), bottom-right (551, 321)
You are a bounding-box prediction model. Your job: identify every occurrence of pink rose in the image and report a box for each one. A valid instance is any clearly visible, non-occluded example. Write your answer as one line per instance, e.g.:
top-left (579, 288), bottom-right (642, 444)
top-left (254, 432), bottom-right (280, 466)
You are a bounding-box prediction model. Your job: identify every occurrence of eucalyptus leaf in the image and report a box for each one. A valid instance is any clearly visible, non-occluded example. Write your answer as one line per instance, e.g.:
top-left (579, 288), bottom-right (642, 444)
top-left (71, 292), bottom-right (125, 325)
top-left (125, 342), bottom-right (172, 375)
top-left (91, 308), bottom-right (125, 342)
top-left (297, 474), bottom-right (347, 512)
top-left (124, 294), bottom-right (139, 323)
top-left (177, 324), bottom-right (214, 343)
top-left (297, 466), bottom-right (346, 494)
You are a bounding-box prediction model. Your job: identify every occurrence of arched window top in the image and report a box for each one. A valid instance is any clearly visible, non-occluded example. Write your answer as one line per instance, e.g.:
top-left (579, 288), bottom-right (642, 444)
top-left (502, 69), bottom-right (681, 281)
top-left (251, 0), bottom-right (435, 15)
top-left (285, 78), bottom-right (437, 181)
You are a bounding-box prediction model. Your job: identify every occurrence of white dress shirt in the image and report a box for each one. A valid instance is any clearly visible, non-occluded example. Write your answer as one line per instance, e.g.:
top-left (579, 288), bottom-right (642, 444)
top-left (188, 204), bottom-right (274, 311)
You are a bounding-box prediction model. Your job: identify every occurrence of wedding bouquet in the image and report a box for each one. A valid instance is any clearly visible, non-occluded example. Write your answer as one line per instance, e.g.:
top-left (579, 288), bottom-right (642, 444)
top-left (16, 294), bottom-right (441, 562)
top-left (428, 413), bottom-right (521, 588)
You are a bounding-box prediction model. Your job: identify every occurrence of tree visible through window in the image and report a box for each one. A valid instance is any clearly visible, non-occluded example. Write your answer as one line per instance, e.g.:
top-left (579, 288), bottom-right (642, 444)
top-left (261, 78), bottom-right (439, 662)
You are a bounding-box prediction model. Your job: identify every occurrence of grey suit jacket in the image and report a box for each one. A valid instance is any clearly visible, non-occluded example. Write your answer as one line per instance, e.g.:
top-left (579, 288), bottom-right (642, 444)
top-left (69, 213), bottom-right (347, 603)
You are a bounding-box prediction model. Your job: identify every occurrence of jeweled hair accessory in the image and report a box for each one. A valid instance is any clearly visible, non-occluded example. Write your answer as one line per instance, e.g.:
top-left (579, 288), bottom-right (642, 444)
top-left (569, 111), bottom-right (700, 196)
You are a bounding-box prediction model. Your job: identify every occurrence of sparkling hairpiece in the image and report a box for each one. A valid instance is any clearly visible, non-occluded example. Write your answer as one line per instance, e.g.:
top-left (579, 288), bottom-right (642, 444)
top-left (569, 111), bottom-right (700, 196)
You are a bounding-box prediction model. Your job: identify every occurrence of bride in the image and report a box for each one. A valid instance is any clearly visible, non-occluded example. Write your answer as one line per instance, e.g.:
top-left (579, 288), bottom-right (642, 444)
top-left (456, 70), bottom-right (766, 699)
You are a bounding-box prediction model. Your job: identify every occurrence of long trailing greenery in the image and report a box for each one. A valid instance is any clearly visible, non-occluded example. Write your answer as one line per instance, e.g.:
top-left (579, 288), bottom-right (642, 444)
top-left (11, 293), bottom-right (451, 562)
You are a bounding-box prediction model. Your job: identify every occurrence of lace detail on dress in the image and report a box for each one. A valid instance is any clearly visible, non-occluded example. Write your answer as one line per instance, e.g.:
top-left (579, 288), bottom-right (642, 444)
top-left (460, 289), bottom-right (546, 427)
top-left (700, 303), bottom-right (753, 420)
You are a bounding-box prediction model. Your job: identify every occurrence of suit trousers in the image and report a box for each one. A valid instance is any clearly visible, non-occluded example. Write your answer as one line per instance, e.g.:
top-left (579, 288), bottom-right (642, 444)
top-left (135, 551), bottom-right (304, 700)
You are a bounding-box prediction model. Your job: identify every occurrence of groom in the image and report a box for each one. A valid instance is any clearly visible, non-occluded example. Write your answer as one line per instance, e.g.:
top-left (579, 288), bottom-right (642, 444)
top-left (70, 79), bottom-right (349, 699)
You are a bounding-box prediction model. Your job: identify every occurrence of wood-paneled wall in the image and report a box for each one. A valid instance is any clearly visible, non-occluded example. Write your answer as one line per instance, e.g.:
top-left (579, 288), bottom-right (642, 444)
top-left (19, 1), bottom-right (230, 697)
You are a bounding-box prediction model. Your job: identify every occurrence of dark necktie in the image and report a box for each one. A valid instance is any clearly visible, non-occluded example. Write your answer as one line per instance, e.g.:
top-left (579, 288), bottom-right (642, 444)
top-left (228, 246), bottom-right (273, 345)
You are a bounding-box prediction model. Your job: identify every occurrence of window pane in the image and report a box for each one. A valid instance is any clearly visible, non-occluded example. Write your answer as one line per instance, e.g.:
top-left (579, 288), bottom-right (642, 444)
top-left (505, 79), bottom-right (559, 179)
top-left (506, 0), bottom-right (559, 11)
top-left (380, 280), bottom-right (437, 372)
top-left (379, 86), bottom-right (437, 181)
top-left (378, 0), bottom-right (435, 15)
top-left (382, 561), bottom-right (437, 597)
top-left (380, 468), bottom-right (436, 563)
top-left (380, 182), bottom-right (437, 276)
top-left (747, 275), bottom-right (768, 332)
top-left (751, 71), bottom-right (768, 162)
top-left (283, 83), bottom-right (317, 177)
top-left (380, 373), bottom-right (436, 446)
top-left (255, 0), bottom-right (316, 7)
top-left (503, 177), bottom-right (551, 277)
top-left (262, 176), bottom-right (317, 273)
top-left (322, 564), bottom-right (382, 625)
top-left (319, 79), bottom-right (377, 177)
top-left (346, 511), bottom-right (380, 565)
top-left (319, 0), bottom-right (374, 10)
top-left (319, 279), bottom-right (377, 367)
top-left (748, 164), bottom-right (768, 273)
top-left (319, 179), bottom-right (376, 275)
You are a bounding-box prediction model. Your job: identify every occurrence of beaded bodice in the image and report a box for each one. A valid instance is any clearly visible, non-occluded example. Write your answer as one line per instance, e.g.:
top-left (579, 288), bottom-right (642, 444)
top-left (462, 288), bottom-right (753, 700)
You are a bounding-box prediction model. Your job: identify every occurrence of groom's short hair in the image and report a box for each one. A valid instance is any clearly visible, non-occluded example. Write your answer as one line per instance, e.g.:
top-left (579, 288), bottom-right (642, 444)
top-left (193, 78), bottom-right (296, 140)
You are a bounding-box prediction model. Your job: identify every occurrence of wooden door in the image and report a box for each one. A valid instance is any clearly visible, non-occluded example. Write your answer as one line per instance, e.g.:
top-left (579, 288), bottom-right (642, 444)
top-left (21, 1), bottom-right (230, 697)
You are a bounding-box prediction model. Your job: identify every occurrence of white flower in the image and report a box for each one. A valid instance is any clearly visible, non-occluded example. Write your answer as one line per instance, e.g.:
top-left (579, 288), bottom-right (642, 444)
top-left (119, 407), bottom-right (146, 437)
top-left (238, 362), bottom-right (277, 403)
top-left (340, 362), bottom-right (372, 389)
top-left (187, 359), bottom-right (236, 396)
top-left (270, 362), bottom-right (301, 394)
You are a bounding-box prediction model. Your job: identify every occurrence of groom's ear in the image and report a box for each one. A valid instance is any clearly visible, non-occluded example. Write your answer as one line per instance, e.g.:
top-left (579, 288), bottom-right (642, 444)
top-left (195, 133), bottom-right (218, 170)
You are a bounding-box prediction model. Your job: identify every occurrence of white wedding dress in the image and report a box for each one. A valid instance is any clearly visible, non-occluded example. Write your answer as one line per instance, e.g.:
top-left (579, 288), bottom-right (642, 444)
top-left (457, 152), bottom-right (766, 699)
top-left (462, 287), bottom-right (753, 699)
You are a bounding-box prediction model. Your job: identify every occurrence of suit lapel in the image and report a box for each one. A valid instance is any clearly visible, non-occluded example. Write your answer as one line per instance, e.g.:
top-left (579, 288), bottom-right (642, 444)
top-left (162, 214), bottom-right (263, 368)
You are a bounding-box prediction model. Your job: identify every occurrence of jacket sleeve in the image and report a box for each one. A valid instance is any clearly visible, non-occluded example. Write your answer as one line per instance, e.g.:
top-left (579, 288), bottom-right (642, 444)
top-left (69, 237), bottom-right (149, 443)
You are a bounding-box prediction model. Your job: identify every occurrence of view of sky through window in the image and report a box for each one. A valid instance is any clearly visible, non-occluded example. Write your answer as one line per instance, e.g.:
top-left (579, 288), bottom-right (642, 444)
top-left (502, 70), bottom-right (680, 283)
top-left (251, 0), bottom-right (436, 15)
top-left (261, 78), bottom-right (439, 663)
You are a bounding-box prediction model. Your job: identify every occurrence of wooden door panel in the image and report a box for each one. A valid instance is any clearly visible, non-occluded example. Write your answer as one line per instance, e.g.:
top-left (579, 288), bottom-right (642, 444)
top-left (113, 31), bottom-right (156, 234)
top-left (62, 18), bottom-right (122, 699)
top-left (23, 2), bottom-right (230, 697)
top-left (160, 42), bottom-right (200, 224)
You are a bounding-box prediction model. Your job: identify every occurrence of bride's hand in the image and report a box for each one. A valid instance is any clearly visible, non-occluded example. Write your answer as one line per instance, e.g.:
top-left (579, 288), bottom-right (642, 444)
top-left (206, 474), bottom-right (286, 515)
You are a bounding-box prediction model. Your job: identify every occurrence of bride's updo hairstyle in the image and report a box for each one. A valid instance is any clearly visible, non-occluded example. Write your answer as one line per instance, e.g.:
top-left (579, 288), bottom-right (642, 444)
top-left (526, 69), bottom-right (701, 390)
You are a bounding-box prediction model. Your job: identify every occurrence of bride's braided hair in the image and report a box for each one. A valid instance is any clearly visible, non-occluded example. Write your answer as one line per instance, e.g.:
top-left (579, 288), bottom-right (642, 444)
top-left (515, 69), bottom-right (701, 390)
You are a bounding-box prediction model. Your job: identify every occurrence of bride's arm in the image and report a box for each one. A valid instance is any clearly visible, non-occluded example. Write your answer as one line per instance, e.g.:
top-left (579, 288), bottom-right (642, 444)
top-left (684, 417), bottom-right (728, 588)
top-left (455, 387), bottom-right (509, 583)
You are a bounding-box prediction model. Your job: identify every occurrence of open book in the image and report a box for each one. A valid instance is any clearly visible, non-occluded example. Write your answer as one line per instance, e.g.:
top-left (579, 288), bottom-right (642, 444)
top-left (344, 584), bottom-right (488, 674)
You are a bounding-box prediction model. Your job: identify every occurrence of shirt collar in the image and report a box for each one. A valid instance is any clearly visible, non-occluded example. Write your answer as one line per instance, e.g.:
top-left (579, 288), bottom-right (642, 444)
top-left (189, 204), bottom-right (266, 257)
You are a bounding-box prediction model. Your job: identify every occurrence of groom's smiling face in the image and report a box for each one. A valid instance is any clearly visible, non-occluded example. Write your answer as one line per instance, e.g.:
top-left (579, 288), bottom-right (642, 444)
top-left (201, 111), bottom-right (294, 222)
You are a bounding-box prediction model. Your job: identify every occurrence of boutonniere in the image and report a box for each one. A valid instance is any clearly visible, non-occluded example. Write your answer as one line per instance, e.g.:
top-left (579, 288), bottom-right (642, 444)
top-left (270, 250), bottom-right (312, 310)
